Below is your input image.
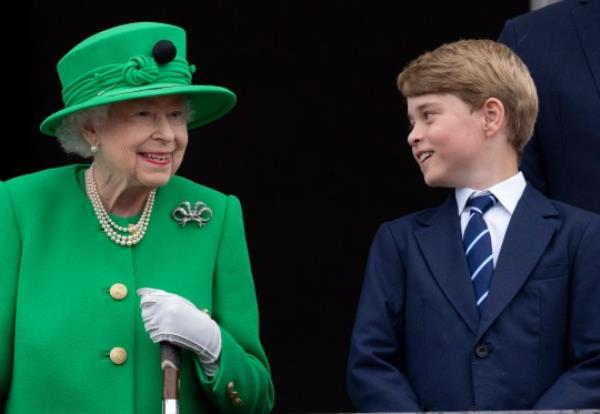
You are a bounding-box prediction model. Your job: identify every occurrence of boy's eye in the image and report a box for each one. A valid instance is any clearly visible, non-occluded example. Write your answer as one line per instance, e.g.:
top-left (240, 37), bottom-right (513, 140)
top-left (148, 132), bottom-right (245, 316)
top-left (423, 111), bottom-right (434, 120)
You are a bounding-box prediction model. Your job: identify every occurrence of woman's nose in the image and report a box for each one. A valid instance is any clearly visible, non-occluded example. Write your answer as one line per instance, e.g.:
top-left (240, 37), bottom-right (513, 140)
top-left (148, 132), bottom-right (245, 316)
top-left (153, 114), bottom-right (176, 141)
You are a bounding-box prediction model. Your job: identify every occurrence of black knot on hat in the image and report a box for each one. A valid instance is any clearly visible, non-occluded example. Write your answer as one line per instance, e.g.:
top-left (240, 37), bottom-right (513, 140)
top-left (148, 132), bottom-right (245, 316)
top-left (152, 40), bottom-right (177, 64)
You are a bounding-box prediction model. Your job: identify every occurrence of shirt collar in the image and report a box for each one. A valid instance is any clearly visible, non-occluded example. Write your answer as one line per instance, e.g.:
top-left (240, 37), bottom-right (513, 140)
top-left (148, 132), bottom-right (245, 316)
top-left (455, 171), bottom-right (526, 215)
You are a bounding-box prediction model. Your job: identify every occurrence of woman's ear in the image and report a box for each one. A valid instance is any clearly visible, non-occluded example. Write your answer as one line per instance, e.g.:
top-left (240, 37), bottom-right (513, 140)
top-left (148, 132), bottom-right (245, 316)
top-left (81, 120), bottom-right (98, 146)
top-left (481, 97), bottom-right (506, 137)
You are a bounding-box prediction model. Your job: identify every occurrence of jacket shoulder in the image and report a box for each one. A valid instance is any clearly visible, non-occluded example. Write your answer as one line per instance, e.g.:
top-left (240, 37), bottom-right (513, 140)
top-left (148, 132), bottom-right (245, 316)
top-left (162, 175), bottom-right (235, 208)
top-left (5, 164), bottom-right (78, 184)
top-left (156, 176), bottom-right (247, 229)
top-left (521, 185), bottom-right (600, 239)
top-left (4, 165), bottom-right (79, 202)
top-left (549, 198), bottom-right (600, 229)
top-left (380, 205), bottom-right (440, 239)
top-left (507, 0), bottom-right (575, 28)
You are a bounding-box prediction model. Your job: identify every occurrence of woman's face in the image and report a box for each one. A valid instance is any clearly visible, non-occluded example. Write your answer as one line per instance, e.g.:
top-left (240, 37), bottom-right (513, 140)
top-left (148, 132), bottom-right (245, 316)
top-left (86, 95), bottom-right (189, 189)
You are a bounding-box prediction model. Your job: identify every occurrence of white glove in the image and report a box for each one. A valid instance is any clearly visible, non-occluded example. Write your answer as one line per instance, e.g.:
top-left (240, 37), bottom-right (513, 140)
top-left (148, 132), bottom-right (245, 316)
top-left (137, 288), bottom-right (221, 376)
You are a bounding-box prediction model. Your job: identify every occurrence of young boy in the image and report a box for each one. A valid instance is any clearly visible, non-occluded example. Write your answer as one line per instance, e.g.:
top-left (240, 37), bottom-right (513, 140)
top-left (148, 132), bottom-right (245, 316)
top-left (347, 39), bottom-right (600, 411)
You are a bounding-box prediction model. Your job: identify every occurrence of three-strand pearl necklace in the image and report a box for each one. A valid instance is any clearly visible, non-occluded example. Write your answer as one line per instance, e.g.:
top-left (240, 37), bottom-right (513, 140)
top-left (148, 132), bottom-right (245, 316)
top-left (85, 166), bottom-right (156, 246)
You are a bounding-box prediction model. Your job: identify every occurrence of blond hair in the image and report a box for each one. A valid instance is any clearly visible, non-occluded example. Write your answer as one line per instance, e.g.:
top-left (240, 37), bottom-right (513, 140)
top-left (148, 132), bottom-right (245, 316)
top-left (397, 39), bottom-right (538, 156)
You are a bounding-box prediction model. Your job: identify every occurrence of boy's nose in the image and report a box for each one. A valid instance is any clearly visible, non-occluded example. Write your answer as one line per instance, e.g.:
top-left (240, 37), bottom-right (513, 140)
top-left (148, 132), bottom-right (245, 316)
top-left (407, 127), bottom-right (422, 146)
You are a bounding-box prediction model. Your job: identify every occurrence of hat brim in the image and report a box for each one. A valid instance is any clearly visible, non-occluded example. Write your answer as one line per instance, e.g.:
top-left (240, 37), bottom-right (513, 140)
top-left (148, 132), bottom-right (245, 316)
top-left (40, 83), bottom-right (236, 136)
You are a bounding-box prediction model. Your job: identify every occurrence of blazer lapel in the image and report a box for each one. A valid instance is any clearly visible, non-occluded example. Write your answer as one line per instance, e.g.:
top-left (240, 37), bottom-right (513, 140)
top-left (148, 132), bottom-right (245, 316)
top-left (476, 185), bottom-right (559, 340)
top-left (572, 0), bottom-right (600, 97)
top-left (415, 196), bottom-right (479, 335)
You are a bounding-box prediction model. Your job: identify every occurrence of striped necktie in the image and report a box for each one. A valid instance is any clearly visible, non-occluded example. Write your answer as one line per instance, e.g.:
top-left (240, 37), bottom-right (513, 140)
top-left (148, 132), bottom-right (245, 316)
top-left (463, 192), bottom-right (497, 314)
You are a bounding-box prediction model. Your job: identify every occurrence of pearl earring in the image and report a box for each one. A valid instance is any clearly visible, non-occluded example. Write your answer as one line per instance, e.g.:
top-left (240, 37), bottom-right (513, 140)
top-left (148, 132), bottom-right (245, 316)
top-left (90, 144), bottom-right (98, 154)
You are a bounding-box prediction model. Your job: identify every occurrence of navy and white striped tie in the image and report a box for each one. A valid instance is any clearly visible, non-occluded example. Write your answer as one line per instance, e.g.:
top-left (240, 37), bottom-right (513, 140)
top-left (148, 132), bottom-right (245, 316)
top-left (463, 192), bottom-right (497, 314)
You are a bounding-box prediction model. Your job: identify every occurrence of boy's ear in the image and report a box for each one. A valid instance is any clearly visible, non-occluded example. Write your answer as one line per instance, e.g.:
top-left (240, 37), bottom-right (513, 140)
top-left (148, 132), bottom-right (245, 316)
top-left (481, 97), bottom-right (505, 137)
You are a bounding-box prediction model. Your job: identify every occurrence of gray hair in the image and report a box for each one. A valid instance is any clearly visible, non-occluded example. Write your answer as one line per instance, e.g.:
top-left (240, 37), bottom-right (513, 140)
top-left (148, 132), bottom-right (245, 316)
top-left (55, 106), bottom-right (110, 158)
top-left (55, 97), bottom-right (195, 158)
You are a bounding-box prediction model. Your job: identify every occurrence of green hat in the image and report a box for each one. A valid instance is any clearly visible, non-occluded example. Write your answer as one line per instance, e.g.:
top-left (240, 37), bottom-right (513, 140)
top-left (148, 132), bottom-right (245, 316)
top-left (40, 22), bottom-right (236, 136)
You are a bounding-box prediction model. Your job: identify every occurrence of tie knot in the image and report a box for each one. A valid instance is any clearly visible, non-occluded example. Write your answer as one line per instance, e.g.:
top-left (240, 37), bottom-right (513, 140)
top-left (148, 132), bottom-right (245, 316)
top-left (466, 192), bottom-right (497, 215)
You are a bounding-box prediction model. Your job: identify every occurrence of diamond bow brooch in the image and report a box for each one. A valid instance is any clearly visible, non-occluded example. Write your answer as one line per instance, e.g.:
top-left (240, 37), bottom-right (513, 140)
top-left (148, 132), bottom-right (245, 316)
top-left (171, 201), bottom-right (213, 228)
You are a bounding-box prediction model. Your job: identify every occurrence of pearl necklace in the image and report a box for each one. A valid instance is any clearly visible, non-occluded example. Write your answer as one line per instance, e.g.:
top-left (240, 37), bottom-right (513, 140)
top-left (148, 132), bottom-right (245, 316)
top-left (85, 166), bottom-right (156, 246)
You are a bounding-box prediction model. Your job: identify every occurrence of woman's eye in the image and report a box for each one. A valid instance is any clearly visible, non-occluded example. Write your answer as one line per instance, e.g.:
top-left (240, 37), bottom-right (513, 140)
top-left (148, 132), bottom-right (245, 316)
top-left (136, 111), bottom-right (151, 117)
top-left (169, 111), bottom-right (184, 118)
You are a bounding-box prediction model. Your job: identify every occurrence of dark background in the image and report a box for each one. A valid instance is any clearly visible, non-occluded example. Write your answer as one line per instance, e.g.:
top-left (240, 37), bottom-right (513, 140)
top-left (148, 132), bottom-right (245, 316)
top-left (5, 1), bottom-right (529, 412)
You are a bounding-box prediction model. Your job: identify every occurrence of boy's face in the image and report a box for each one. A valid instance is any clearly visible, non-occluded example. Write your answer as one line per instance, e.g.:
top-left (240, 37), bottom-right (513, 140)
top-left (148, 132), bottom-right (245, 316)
top-left (406, 93), bottom-right (487, 188)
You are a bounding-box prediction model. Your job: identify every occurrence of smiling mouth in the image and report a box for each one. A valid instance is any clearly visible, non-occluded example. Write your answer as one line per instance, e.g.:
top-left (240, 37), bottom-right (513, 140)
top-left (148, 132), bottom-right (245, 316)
top-left (139, 152), bottom-right (171, 165)
top-left (418, 151), bottom-right (433, 163)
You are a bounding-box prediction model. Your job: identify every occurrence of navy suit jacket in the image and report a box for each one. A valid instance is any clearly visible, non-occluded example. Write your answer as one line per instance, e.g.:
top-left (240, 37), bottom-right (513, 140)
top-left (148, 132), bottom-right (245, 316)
top-left (498, 0), bottom-right (600, 214)
top-left (347, 185), bottom-right (600, 411)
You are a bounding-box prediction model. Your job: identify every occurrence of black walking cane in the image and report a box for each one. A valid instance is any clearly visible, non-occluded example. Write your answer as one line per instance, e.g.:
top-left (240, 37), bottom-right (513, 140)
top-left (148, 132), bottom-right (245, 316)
top-left (161, 342), bottom-right (181, 414)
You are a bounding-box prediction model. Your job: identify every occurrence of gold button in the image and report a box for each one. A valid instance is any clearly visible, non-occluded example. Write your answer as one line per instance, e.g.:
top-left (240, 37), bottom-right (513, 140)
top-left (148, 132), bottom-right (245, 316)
top-left (232, 397), bottom-right (244, 407)
top-left (109, 347), bottom-right (128, 365)
top-left (110, 283), bottom-right (128, 300)
top-left (226, 381), bottom-right (238, 398)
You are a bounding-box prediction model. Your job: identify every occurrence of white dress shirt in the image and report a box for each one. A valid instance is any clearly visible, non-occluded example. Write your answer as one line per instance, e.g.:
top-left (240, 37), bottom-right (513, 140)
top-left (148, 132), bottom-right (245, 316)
top-left (455, 172), bottom-right (526, 266)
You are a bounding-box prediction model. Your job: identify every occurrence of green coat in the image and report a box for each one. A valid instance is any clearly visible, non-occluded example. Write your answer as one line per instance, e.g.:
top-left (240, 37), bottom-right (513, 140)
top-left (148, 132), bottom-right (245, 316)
top-left (0, 165), bottom-right (274, 413)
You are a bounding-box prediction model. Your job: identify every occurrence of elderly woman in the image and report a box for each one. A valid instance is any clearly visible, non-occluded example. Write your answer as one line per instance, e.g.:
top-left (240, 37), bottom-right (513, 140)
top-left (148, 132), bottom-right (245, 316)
top-left (0, 22), bottom-right (274, 413)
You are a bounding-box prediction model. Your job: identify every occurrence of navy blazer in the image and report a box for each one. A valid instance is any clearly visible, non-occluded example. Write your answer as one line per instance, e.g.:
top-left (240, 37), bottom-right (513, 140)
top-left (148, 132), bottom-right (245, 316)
top-left (347, 185), bottom-right (600, 411)
top-left (498, 0), bottom-right (600, 214)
